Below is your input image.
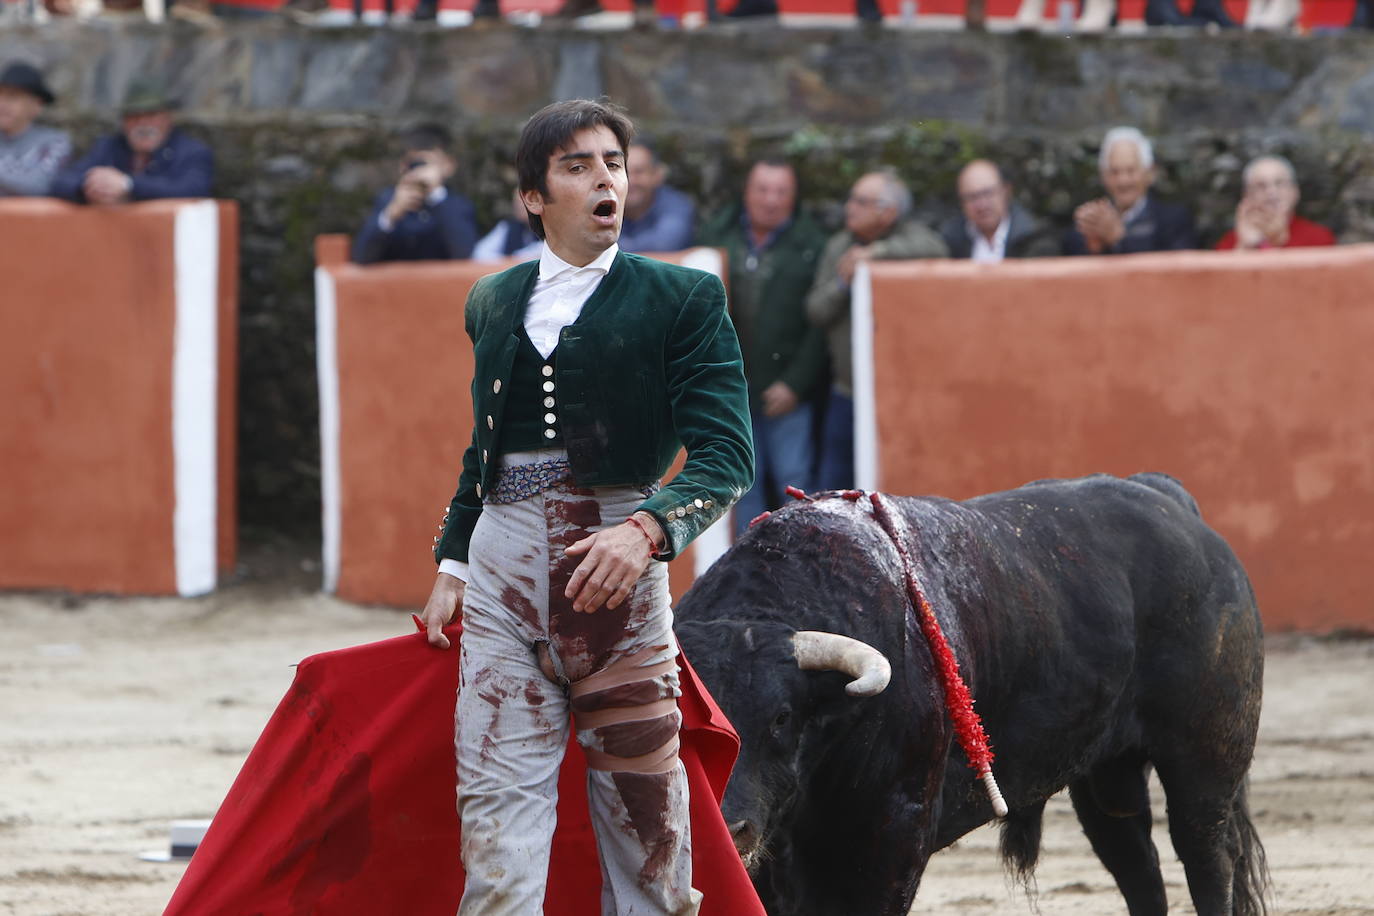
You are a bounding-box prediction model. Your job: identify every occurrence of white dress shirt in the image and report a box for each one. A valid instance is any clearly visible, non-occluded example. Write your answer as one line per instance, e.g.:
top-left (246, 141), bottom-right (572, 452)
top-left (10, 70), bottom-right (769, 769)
top-left (438, 243), bottom-right (619, 583)
top-left (970, 217), bottom-right (1011, 264)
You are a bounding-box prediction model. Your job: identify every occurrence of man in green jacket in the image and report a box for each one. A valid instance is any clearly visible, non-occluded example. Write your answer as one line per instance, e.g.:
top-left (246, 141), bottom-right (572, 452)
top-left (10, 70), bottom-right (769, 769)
top-left (699, 158), bottom-right (828, 535)
top-left (419, 100), bottom-right (753, 915)
top-left (806, 168), bottom-right (948, 490)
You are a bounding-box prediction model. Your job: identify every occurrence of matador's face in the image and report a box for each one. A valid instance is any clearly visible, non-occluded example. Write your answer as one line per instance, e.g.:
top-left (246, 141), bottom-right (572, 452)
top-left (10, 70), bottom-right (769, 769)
top-left (522, 125), bottom-right (628, 266)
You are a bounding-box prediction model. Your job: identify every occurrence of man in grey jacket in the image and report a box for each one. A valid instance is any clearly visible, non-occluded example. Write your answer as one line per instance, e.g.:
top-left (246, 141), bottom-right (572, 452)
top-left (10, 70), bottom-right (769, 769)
top-left (806, 169), bottom-right (948, 491)
top-left (0, 62), bottom-right (69, 197)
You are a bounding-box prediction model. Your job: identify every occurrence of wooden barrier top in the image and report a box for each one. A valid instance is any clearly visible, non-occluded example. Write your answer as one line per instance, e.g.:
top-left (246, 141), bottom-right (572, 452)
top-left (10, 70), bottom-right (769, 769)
top-left (865, 243), bottom-right (1374, 281)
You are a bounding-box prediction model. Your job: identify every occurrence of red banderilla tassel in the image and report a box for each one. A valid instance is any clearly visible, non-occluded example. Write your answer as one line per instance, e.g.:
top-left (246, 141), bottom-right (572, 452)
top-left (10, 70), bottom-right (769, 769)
top-left (868, 492), bottom-right (1008, 818)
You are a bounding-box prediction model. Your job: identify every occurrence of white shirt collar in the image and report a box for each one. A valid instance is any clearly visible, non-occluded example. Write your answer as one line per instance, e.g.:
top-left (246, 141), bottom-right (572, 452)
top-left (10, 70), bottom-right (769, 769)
top-left (969, 216), bottom-right (1011, 263)
top-left (425, 185), bottom-right (448, 207)
top-left (538, 242), bottom-right (620, 282)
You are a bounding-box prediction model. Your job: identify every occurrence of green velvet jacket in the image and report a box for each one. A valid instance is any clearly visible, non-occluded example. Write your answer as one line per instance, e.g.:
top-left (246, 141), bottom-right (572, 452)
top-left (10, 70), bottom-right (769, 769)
top-left (434, 251), bottom-right (754, 564)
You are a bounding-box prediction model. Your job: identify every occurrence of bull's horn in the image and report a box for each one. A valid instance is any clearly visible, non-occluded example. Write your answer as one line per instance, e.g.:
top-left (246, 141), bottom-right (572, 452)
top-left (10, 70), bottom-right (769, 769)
top-left (792, 631), bottom-right (892, 697)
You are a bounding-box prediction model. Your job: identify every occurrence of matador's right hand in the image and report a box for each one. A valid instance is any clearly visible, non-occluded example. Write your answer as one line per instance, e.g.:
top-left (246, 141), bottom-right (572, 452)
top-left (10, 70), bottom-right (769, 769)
top-left (421, 573), bottom-right (465, 650)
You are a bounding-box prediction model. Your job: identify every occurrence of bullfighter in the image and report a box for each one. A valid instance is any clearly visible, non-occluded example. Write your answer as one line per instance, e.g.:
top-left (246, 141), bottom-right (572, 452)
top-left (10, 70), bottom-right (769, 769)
top-left (418, 99), bottom-right (754, 915)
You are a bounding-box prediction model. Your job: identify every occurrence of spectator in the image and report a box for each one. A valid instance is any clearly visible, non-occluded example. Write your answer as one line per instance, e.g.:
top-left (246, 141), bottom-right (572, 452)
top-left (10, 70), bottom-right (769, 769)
top-left (618, 137), bottom-right (694, 253)
top-left (806, 169), bottom-right (948, 492)
top-left (472, 188), bottom-right (542, 262)
top-left (1064, 126), bottom-right (1197, 256)
top-left (1216, 155), bottom-right (1335, 251)
top-left (939, 159), bottom-right (1060, 261)
top-left (0, 62), bottom-right (69, 198)
top-left (352, 123), bottom-right (478, 265)
top-left (1068, 0), bottom-right (1233, 28)
top-left (544, 0), bottom-right (658, 25)
top-left (1245, 0), bottom-right (1298, 28)
top-left (699, 158), bottom-right (828, 535)
top-left (724, 0), bottom-right (881, 21)
top-left (50, 78), bottom-right (213, 205)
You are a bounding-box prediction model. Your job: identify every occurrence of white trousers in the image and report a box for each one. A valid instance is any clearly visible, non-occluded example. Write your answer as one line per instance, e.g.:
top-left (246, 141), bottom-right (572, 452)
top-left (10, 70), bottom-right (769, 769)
top-left (456, 471), bottom-right (701, 916)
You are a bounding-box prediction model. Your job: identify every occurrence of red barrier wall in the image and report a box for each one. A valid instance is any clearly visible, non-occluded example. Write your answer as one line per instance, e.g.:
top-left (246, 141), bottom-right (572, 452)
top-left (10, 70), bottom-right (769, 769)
top-left (858, 246), bottom-right (1374, 632)
top-left (316, 240), bottom-right (724, 609)
top-left (0, 199), bottom-right (238, 596)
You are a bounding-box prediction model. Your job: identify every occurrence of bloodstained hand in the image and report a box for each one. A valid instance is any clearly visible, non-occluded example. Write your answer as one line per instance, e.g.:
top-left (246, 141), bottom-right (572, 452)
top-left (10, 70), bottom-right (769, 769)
top-left (564, 521), bottom-right (655, 614)
top-left (419, 572), bottom-right (465, 649)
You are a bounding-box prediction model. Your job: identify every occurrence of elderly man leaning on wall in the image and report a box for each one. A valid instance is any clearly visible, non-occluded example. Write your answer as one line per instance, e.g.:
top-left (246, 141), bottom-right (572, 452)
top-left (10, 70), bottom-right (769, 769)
top-left (51, 77), bottom-right (213, 205)
top-left (1064, 126), bottom-right (1197, 256)
top-left (1216, 154), bottom-right (1335, 251)
top-left (807, 168), bottom-right (948, 492)
top-left (939, 159), bottom-right (1060, 262)
top-left (0, 62), bottom-right (70, 197)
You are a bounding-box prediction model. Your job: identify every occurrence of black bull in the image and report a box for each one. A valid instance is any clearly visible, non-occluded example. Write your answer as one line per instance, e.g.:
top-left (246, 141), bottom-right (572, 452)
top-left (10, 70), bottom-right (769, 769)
top-left (675, 473), bottom-right (1268, 916)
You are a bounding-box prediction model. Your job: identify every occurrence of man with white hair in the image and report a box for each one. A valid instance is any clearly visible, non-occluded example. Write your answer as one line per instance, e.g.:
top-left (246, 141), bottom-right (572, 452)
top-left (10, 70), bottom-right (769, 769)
top-left (1065, 126), bottom-right (1196, 256)
top-left (806, 169), bottom-right (947, 491)
top-left (1216, 154), bottom-right (1335, 251)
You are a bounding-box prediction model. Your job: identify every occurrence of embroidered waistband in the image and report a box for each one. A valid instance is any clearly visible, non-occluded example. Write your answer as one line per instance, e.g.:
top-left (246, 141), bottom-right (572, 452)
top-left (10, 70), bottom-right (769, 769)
top-left (488, 456), bottom-right (573, 504)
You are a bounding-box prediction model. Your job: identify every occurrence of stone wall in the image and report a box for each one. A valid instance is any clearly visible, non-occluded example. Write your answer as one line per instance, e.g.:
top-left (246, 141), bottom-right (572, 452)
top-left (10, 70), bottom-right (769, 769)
top-left (6, 21), bottom-right (1372, 537)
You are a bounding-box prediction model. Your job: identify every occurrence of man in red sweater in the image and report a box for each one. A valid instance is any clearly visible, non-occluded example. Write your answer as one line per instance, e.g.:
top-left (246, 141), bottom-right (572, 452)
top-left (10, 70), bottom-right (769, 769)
top-left (1217, 154), bottom-right (1335, 250)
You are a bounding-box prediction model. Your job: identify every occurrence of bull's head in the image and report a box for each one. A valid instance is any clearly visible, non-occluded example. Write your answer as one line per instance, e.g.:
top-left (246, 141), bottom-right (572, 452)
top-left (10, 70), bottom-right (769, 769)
top-left (676, 619), bottom-right (892, 872)
top-left (675, 498), bottom-right (917, 901)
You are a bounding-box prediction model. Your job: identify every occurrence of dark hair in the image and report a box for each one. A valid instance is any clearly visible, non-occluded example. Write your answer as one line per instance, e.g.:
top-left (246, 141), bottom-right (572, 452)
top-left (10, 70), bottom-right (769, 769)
top-left (399, 123), bottom-right (452, 155)
top-left (516, 99), bottom-right (635, 240)
top-left (746, 156), bottom-right (801, 214)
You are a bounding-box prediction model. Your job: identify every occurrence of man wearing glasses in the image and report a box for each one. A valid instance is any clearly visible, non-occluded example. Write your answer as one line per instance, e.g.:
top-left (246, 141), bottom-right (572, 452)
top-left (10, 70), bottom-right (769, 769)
top-left (940, 159), bottom-right (1060, 263)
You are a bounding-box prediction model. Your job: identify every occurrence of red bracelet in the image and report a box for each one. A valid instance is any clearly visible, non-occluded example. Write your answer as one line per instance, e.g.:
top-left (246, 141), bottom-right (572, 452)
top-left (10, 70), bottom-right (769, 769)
top-left (626, 516), bottom-right (661, 558)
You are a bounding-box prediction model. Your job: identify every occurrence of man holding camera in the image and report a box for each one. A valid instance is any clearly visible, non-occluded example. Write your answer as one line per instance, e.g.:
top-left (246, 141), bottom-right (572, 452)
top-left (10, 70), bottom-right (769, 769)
top-left (352, 123), bottom-right (479, 265)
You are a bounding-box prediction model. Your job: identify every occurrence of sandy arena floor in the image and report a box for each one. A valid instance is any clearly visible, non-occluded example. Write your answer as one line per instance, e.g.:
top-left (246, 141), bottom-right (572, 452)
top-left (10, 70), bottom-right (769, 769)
top-left (1, 563), bottom-right (1371, 915)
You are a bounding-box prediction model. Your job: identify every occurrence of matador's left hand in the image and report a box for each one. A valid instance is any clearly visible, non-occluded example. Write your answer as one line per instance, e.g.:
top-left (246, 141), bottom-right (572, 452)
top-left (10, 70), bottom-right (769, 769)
top-left (563, 517), bottom-right (659, 614)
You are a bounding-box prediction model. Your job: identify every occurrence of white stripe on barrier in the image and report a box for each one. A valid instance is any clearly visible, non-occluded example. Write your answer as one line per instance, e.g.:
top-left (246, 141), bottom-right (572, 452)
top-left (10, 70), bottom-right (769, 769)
top-left (315, 267), bottom-right (342, 594)
top-left (172, 201), bottom-right (219, 597)
top-left (852, 261), bottom-right (879, 491)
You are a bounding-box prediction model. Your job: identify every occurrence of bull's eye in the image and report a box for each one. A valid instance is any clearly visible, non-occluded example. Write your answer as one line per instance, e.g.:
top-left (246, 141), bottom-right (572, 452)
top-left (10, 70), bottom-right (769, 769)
top-left (771, 709), bottom-right (791, 732)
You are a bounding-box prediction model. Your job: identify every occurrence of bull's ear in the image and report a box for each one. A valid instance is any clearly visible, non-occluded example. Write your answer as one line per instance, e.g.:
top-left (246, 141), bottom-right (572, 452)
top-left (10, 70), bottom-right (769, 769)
top-left (792, 632), bottom-right (891, 697)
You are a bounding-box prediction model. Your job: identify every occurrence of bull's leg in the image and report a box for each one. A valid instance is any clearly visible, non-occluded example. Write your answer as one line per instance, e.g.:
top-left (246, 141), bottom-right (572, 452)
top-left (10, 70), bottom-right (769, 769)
top-left (1068, 764), bottom-right (1167, 916)
top-left (1153, 764), bottom-right (1242, 916)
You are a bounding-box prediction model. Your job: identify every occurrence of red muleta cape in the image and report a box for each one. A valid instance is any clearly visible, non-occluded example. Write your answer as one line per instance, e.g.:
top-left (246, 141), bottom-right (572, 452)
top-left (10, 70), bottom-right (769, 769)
top-left (164, 623), bottom-right (765, 915)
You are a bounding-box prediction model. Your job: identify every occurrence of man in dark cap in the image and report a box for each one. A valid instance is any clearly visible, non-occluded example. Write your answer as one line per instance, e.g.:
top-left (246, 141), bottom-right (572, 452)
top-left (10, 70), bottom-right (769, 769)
top-left (0, 62), bottom-right (70, 197)
top-left (51, 77), bottom-right (213, 205)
